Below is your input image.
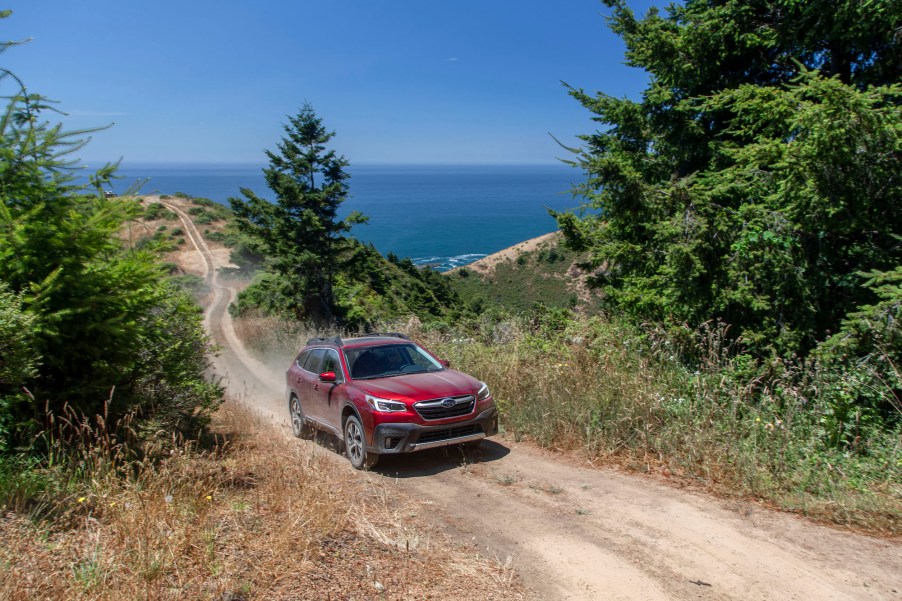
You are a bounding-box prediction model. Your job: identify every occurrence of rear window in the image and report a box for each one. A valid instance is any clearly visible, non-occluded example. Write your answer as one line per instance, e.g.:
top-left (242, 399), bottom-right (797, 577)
top-left (295, 349), bottom-right (312, 368)
top-left (302, 348), bottom-right (326, 374)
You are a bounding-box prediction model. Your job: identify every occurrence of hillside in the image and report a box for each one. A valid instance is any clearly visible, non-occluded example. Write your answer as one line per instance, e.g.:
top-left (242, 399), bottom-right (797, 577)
top-left (192, 203), bottom-right (902, 599)
top-left (448, 231), bottom-right (603, 314)
top-left (126, 193), bottom-right (461, 325)
top-left (0, 192), bottom-right (531, 600)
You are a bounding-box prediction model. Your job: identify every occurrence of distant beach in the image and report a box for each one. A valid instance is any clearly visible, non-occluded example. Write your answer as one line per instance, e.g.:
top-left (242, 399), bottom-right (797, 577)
top-left (107, 163), bottom-right (581, 271)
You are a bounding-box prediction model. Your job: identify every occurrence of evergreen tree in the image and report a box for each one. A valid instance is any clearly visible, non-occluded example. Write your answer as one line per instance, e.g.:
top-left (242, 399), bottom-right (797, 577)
top-left (0, 11), bottom-right (221, 438)
top-left (556, 0), bottom-right (902, 356)
top-left (229, 104), bottom-right (366, 321)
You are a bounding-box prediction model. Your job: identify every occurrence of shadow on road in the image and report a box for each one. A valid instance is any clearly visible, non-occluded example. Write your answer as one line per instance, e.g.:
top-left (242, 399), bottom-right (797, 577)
top-left (373, 440), bottom-right (510, 478)
top-left (305, 430), bottom-right (510, 477)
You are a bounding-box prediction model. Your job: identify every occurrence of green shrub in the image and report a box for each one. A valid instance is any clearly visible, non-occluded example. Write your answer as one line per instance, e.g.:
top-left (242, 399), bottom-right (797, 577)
top-left (0, 85), bottom-right (222, 443)
top-left (143, 202), bottom-right (165, 220)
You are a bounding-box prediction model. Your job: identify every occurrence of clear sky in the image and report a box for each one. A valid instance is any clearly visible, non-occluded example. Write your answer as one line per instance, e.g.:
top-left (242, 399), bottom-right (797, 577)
top-left (2, 1), bottom-right (658, 165)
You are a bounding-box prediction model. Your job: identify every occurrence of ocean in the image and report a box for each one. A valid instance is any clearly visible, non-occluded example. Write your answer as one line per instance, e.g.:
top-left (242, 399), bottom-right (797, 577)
top-left (108, 163), bottom-right (583, 271)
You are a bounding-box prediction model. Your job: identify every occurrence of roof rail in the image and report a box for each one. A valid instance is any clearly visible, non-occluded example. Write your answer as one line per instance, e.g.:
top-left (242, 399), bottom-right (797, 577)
top-left (363, 332), bottom-right (410, 341)
top-left (306, 336), bottom-right (344, 347)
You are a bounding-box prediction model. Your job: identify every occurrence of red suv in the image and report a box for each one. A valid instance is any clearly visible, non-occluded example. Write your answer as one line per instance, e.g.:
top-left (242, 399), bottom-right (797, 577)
top-left (286, 333), bottom-right (498, 469)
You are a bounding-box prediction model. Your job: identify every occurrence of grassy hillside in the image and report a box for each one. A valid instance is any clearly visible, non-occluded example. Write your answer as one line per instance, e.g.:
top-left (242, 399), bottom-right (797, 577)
top-left (448, 232), bottom-right (602, 314)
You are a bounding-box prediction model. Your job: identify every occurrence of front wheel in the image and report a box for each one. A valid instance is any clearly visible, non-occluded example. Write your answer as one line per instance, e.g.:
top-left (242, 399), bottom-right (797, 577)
top-left (344, 414), bottom-right (378, 470)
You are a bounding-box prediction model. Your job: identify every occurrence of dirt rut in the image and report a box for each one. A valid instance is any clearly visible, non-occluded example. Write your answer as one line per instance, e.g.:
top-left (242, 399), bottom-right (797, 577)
top-left (165, 197), bottom-right (902, 601)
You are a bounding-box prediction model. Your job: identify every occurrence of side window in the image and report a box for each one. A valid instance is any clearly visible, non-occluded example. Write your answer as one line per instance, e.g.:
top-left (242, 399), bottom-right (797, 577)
top-left (302, 349), bottom-right (326, 374)
top-left (322, 350), bottom-right (344, 381)
top-left (295, 349), bottom-right (312, 368)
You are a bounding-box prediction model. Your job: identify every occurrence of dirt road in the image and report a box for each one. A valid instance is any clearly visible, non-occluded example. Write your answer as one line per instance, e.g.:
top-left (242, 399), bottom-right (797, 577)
top-left (164, 197), bottom-right (902, 601)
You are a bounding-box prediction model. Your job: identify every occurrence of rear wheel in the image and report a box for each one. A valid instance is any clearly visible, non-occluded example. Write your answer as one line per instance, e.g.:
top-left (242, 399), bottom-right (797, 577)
top-left (289, 395), bottom-right (311, 438)
top-left (344, 414), bottom-right (378, 470)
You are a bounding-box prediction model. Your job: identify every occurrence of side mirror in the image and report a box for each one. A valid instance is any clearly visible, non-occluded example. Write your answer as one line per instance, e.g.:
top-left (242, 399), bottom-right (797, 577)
top-left (319, 371), bottom-right (337, 383)
top-left (439, 359), bottom-right (451, 368)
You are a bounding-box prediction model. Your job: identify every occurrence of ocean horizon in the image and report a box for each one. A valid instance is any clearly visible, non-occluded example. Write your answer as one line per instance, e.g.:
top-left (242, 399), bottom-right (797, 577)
top-left (100, 163), bottom-right (584, 271)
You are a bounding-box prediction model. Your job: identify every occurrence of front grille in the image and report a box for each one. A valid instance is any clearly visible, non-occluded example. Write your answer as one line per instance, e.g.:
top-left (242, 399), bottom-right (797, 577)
top-left (414, 395), bottom-right (476, 420)
top-left (418, 424), bottom-right (483, 444)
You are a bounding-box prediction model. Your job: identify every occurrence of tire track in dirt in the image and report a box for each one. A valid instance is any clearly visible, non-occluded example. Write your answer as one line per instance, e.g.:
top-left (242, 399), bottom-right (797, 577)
top-left (161, 199), bottom-right (284, 420)
top-left (386, 447), bottom-right (901, 600)
top-left (165, 198), bottom-right (902, 600)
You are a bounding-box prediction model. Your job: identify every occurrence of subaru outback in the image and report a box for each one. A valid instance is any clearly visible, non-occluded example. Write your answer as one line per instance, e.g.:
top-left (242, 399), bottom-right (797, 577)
top-left (286, 333), bottom-right (498, 469)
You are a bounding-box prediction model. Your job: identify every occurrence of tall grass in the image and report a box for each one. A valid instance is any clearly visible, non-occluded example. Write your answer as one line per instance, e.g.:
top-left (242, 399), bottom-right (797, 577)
top-left (411, 314), bottom-right (901, 534)
top-left (227, 311), bottom-right (901, 533)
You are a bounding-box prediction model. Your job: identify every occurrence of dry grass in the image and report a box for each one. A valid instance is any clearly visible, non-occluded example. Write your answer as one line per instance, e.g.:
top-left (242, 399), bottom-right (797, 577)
top-left (411, 317), bottom-right (902, 535)
top-left (0, 400), bottom-right (527, 600)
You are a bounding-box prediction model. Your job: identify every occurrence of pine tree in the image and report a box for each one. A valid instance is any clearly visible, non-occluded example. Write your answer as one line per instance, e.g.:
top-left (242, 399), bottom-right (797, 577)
top-left (556, 0), bottom-right (902, 356)
top-left (230, 103), bottom-right (366, 321)
top-left (0, 10), bottom-right (221, 435)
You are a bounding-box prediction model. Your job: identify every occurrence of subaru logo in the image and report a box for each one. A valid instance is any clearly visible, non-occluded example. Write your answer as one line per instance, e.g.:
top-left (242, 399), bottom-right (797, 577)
top-left (441, 398), bottom-right (456, 408)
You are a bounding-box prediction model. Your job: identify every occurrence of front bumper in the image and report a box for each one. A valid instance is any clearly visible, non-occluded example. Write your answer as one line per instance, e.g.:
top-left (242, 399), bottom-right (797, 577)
top-left (369, 406), bottom-right (498, 454)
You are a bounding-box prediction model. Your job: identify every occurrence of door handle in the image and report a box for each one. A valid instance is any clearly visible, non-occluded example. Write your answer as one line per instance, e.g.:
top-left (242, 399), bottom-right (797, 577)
top-left (296, 378), bottom-right (302, 384)
top-left (314, 384), bottom-right (320, 391)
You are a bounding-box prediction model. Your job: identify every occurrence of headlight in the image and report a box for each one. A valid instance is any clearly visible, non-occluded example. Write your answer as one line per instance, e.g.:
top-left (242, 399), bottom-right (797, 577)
top-left (365, 395), bottom-right (407, 412)
top-left (477, 382), bottom-right (491, 401)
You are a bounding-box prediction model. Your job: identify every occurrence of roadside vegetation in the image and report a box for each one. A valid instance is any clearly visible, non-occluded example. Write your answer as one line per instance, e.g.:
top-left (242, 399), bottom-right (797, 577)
top-left (422, 313), bottom-right (901, 534)
top-left (233, 310), bottom-right (901, 535)
top-left (0, 399), bottom-right (523, 600)
top-left (0, 19), bottom-right (221, 466)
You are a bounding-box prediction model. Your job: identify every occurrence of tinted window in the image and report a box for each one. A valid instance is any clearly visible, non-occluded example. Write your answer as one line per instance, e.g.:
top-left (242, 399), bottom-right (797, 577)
top-left (346, 343), bottom-right (442, 379)
top-left (302, 348), bottom-right (326, 374)
top-left (295, 349), bottom-right (312, 368)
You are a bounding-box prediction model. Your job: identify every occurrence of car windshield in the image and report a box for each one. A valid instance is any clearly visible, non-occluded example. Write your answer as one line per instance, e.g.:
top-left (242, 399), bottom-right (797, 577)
top-left (344, 343), bottom-right (443, 380)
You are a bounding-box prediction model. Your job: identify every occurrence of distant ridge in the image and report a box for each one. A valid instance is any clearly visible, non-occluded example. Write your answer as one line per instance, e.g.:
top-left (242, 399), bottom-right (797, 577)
top-left (451, 232), bottom-right (560, 275)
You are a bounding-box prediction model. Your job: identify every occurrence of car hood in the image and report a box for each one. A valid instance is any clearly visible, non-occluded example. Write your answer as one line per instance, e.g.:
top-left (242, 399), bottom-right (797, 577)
top-left (353, 369), bottom-right (480, 402)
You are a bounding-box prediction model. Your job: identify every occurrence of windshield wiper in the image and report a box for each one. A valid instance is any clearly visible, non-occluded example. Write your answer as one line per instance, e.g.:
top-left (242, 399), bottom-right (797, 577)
top-left (353, 371), bottom-right (402, 380)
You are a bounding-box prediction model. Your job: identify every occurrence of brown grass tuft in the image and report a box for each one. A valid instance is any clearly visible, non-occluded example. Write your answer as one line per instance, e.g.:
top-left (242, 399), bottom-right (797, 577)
top-left (0, 400), bottom-right (528, 600)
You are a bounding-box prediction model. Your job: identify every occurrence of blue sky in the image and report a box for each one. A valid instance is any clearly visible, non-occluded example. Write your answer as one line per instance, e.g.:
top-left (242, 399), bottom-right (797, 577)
top-left (2, 1), bottom-right (658, 165)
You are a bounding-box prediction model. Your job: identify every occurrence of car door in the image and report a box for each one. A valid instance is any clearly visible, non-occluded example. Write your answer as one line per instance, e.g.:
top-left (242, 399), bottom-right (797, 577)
top-left (317, 348), bottom-right (346, 430)
top-left (292, 348), bottom-right (326, 422)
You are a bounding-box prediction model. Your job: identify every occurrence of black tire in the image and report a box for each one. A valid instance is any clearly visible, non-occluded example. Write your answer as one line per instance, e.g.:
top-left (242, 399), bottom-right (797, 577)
top-left (289, 394), bottom-right (311, 439)
top-left (344, 414), bottom-right (378, 470)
